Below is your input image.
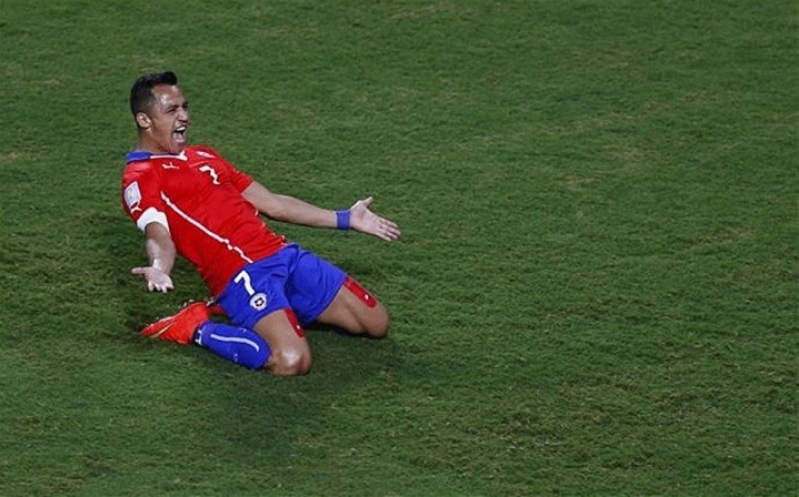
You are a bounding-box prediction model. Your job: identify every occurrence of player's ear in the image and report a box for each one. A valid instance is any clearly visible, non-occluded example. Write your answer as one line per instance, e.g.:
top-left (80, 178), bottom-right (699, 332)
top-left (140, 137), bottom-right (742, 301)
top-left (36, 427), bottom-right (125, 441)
top-left (135, 111), bottom-right (151, 129)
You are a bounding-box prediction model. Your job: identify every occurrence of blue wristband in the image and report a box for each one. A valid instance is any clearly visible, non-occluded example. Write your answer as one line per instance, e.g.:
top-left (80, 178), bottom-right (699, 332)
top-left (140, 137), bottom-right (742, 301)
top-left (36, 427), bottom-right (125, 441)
top-left (336, 210), bottom-right (351, 230)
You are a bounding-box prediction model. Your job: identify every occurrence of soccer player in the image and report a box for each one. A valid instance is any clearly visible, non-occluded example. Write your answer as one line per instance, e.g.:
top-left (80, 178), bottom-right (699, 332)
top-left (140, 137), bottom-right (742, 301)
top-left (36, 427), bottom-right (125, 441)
top-left (121, 71), bottom-right (400, 376)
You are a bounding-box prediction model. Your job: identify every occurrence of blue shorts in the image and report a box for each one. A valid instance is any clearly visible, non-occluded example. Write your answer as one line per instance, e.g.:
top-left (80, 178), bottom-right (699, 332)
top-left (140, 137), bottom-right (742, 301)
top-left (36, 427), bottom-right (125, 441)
top-left (216, 244), bottom-right (346, 329)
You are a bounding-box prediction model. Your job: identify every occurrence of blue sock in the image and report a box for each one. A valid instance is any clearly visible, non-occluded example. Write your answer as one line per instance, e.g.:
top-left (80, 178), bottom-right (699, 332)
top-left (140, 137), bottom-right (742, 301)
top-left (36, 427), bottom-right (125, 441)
top-left (193, 322), bottom-right (271, 370)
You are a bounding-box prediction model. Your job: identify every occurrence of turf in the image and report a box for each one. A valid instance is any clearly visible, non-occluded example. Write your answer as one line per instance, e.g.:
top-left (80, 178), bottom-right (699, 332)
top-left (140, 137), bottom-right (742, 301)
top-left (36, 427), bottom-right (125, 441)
top-left (0, 0), bottom-right (796, 495)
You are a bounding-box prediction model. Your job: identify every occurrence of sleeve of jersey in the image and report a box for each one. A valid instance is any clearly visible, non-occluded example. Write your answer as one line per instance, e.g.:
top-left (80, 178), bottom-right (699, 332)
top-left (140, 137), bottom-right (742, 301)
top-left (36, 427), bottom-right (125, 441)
top-left (121, 164), bottom-right (170, 233)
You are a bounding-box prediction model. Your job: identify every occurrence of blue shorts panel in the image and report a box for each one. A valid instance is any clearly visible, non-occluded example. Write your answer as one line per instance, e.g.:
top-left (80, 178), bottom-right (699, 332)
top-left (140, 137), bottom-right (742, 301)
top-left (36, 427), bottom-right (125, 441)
top-left (216, 244), bottom-right (346, 329)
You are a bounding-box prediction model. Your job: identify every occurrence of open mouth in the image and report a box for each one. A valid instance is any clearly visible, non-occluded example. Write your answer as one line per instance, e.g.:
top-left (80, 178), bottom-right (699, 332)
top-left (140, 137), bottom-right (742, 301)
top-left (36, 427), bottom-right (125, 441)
top-left (173, 126), bottom-right (187, 144)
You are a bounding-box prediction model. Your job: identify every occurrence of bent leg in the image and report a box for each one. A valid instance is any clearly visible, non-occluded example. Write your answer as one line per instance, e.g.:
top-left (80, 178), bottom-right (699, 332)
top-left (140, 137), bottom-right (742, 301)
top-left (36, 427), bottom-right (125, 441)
top-left (315, 276), bottom-right (389, 338)
top-left (252, 308), bottom-right (313, 376)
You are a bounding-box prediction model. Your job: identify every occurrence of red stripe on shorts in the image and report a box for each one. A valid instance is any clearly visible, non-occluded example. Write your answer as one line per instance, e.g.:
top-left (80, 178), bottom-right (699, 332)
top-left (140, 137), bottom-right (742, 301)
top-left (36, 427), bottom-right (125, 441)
top-left (343, 276), bottom-right (377, 308)
top-left (284, 308), bottom-right (306, 338)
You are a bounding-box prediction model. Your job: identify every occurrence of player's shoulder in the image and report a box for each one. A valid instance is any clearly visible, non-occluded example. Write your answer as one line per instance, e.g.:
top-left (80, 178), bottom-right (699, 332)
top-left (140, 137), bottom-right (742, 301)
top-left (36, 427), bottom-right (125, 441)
top-left (123, 150), bottom-right (157, 175)
top-left (187, 145), bottom-right (240, 173)
top-left (189, 145), bottom-right (224, 160)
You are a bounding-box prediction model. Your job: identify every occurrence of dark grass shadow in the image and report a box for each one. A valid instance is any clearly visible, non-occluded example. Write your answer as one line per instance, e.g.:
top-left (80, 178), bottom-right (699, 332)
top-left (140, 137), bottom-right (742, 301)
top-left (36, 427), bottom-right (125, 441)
top-left (158, 325), bottom-right (411, 468)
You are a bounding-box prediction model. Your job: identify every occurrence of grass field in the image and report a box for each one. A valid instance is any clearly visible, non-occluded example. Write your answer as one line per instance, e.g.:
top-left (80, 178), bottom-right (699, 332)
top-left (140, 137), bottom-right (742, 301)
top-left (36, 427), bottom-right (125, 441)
top-left (0, 1), bottom-right (796, 495)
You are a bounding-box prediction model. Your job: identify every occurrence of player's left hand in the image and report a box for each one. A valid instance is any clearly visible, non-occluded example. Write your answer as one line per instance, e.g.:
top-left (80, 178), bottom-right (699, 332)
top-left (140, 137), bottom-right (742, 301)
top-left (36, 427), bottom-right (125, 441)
top-left (349, 197), bottom-right (401, 242)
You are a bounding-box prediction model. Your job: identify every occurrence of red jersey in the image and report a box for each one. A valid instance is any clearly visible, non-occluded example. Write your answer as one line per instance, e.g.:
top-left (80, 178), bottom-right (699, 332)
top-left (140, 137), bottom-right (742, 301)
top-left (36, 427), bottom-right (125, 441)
top-left (121, 145), bottom-right (287, 296)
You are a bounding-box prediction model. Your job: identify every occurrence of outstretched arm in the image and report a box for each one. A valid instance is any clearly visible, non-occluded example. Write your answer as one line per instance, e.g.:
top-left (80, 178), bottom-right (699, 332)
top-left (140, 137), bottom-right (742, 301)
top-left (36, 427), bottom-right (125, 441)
top-left (241, 181), bottom-right (400, 241)
top-left (131, 222), bottom-right (176, 292)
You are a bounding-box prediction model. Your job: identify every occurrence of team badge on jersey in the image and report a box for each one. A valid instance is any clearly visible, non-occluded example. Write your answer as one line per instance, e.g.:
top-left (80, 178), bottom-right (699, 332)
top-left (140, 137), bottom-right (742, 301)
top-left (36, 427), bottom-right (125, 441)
top-left (249, 292), bottom-right (268, 311)
top-left (124, 181), bottom-right (142, 213)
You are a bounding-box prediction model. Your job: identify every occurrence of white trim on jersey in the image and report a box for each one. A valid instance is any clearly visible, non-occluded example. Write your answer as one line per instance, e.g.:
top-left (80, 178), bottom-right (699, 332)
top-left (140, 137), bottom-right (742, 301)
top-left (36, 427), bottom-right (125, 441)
top-left (161, 192), bottom-right (254, 264)
top-left (136, 207), bottom-right (170, 233)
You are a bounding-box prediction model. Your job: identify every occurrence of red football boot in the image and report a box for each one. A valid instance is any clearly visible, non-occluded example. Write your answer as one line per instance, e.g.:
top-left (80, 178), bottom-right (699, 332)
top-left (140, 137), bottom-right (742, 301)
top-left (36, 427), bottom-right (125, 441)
top-left (140, 302), bottom-right (211, 345)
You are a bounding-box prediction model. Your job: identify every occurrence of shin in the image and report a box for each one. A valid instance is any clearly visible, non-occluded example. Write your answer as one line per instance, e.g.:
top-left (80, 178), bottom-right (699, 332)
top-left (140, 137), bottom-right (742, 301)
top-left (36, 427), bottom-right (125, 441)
top-left (194, 322), bottom-right (271, 370)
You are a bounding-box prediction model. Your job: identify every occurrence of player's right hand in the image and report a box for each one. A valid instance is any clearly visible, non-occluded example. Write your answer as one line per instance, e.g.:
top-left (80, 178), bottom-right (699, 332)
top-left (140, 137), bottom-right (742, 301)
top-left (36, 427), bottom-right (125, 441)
top-left (131, 266), bottom-right (174, 293)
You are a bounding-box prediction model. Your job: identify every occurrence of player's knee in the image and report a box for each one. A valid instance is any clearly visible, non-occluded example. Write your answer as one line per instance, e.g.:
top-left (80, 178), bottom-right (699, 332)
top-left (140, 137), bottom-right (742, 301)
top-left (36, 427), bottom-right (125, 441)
top-left (269, 347), bottom-right (312, 376)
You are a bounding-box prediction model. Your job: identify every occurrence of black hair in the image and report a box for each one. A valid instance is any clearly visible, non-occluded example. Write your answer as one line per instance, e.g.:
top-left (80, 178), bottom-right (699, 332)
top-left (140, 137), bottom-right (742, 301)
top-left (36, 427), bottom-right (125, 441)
top-left (129, 71), bottom-right (179, 117)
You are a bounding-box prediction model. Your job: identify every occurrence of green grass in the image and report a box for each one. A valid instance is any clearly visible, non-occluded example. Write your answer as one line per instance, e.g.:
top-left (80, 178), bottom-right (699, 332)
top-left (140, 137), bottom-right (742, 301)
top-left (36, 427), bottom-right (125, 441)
top-left (0, 0), bottom-right (796, 495)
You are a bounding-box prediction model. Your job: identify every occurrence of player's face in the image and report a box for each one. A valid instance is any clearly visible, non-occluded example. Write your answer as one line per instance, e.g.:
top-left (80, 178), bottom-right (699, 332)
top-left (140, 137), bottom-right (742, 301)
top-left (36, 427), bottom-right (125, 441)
top-left (142, 85), bottom-right (190, 154)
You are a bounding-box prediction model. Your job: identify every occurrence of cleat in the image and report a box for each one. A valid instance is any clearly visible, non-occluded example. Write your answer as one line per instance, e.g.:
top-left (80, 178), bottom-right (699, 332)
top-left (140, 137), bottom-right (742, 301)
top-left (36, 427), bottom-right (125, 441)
top-left (141, 302), bottom-right (211, 345)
